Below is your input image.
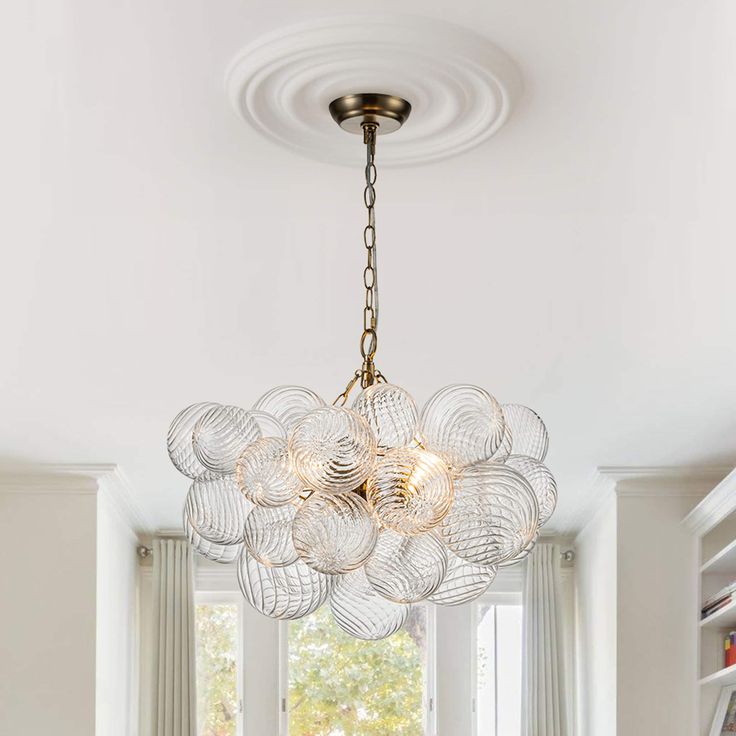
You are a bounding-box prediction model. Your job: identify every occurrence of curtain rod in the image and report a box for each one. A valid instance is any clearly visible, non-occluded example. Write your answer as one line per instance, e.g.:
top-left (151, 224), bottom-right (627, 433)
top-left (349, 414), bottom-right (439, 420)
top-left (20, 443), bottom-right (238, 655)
top-left (137, 544), bottom-right (575, 562)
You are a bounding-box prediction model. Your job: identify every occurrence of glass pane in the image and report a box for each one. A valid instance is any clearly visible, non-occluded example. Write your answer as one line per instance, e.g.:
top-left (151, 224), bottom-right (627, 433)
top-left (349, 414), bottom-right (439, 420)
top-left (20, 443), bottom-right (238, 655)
top-left (288, 605), bottom-right (427, 735)
top-left (476, 603), bottom-right (522, 736)
top-left (195, 602), bottom-right (240, 736)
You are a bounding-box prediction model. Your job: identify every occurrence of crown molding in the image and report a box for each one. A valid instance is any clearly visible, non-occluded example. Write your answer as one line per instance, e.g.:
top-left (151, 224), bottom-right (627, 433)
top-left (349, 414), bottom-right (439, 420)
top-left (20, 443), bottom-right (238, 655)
top-left (564, 465), bottom-right (732, 537)
top-left (683, 466), bottom-right (736, 536)
top-left (0, 463), bottom-right (153, 536)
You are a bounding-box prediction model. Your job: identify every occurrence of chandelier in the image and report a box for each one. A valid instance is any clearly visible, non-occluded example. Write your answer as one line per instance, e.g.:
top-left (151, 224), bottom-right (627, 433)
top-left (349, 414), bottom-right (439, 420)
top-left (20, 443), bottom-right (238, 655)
top-left (166, 94), bottom-right (557, 640)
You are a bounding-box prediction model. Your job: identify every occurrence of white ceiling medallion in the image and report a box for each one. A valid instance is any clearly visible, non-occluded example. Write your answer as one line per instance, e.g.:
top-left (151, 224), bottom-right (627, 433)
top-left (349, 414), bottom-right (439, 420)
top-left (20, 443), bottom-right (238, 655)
top-left (225, 15), bottom-right (523, 167)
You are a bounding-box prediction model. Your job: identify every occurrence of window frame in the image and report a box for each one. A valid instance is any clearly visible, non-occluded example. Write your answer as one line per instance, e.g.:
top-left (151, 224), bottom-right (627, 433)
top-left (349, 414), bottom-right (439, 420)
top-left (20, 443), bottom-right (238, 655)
top-left (194, 590), bottom-right (245, 736)
top-left (278, 604), bottom-right (438, 736)
top-left (470, 591), bottom-right (523, 736)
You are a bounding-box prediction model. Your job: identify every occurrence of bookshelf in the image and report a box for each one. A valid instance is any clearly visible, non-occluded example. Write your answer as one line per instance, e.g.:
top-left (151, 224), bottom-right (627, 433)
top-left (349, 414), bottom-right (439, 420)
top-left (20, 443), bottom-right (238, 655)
top-left (684, 467), bottom-right (736, 736)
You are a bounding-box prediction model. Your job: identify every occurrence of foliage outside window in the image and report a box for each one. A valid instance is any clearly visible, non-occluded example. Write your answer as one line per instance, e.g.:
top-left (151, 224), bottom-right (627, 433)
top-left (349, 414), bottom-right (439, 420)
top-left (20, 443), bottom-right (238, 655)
top-left (287, 605), bottom-right (428, 735)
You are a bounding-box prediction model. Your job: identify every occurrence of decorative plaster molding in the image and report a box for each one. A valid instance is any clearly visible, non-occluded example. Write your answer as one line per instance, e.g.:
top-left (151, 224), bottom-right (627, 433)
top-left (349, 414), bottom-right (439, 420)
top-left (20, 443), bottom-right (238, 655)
top-left (0, 463), bottom-right (153, 535)
top-left (564, 465), bottom-right (732, 537)
top-left (226, 15), bottom-right (523, 167)
top-left (683, 466), bottom-right (736, 536)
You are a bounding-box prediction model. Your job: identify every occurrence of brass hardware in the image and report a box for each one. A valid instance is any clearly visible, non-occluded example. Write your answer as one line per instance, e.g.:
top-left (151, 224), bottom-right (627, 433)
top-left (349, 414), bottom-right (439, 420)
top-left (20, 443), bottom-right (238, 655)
top-left (328, 93), bottom-right (411, 135)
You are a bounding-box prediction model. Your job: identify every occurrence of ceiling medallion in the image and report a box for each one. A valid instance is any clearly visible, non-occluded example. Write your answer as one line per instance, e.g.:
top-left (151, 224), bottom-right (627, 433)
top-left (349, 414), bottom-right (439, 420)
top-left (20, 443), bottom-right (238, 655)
top-left (225, 15), bottom-right (523, 166)
top-left (167, 94), bottom-right (556, 640)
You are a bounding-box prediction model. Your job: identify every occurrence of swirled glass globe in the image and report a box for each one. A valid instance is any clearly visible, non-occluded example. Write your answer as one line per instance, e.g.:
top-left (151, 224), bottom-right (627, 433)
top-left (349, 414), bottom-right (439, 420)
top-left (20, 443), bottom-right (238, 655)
top-left (183, 476), bottom-right (251, 546)
top-left (428, 553), bottom-right (497, 606)
top-left (502, 404), bottom-right (549, 461)
top-left (236, 436), bottom-right (302, 507)
top-left (167, 402), bottom-right (220, 478)
top-left (185, 516), bottom-right (243, 564)
top-left (504, 454), bottom-right (557, 525)
top-left (365, 447), bottom-right (454, 535)
top-left (352, 383), bottom-right (419, 449)
top-left (243, 504), bottom-right (299, 567)
top-left (330, 568), bottom-right (409, 640)
top-left (193, 404), bottom-right (261, 474)
top-left (420, 385), bottom-right (506, 468)
top-left (441, 462), bottom-right (539, 566)
top-left (364, 530), bottom-right (447, 603)
top-left (498, 532), bottom-right (538, 568)
top-left (288, 407), bottom-right (377, 493)
top-left (253, 386), bottom-right (325, 433)
top-left (237, 551), bottom-right (331, 620)
top-left (291, 491), bottom-right (378, 574)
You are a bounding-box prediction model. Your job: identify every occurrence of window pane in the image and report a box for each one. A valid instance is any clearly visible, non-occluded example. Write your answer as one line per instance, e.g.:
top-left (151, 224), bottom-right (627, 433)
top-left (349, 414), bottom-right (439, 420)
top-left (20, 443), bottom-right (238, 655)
top-left (288, 605), bottom-right (427, 735)
top-left (195, 603), bottom-right (239, 736)
top-left (476, 603), bottom-right (522, 736)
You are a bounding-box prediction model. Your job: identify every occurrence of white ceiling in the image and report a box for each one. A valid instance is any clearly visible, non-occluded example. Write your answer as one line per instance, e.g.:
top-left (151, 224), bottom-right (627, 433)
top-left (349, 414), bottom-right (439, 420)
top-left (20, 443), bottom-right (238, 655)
top-left (3, 0), bottom-right (735, 534)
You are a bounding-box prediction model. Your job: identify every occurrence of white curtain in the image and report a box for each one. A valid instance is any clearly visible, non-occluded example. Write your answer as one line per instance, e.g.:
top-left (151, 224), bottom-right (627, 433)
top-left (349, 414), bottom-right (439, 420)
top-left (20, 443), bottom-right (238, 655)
top-left (151, 538), bottom-right (197, 736)
top-left (522, 543), bottom-right (568, 736)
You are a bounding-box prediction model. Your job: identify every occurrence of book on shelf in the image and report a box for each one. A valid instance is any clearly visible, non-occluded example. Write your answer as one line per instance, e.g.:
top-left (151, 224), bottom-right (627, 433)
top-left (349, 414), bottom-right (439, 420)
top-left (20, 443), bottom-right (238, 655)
top-left (702, 596), bottom-right (733, 619)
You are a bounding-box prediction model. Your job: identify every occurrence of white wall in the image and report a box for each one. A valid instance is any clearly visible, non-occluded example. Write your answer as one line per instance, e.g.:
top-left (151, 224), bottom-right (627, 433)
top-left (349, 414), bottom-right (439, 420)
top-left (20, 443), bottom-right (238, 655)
top-left (96, 488), bottom-right (140, 736)
top-left (0, 477), bottom-right (98, 736)
top-left (575, 495), bottom-right (617, 736)
top-left (616, 491), bottom-right (699, 736)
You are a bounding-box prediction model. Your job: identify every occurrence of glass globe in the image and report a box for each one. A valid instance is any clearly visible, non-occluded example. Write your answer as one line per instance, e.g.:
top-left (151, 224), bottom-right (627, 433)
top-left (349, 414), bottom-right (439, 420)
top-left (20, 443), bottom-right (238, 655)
top-left (291, 491), bottom-right (378, 574)
top-left (352, 383), bottom-right (419, 449)
top-left (167, 402), bottom-right (219, 478)
top-left (364, 530), bottom-right (447, 603)
top-left (498, 532), bottom-right (538, 568)
top-left (237, 550), bottom-right (331, 620)
top-left (184, 516), bottom-right (243, 564)
top-left (365, 447), bottom-right (454, 535)
top-left (330, 568), bottom-right (409, 640)
top-left (420, 384), bottom-right (506, 469)
top-left (441, 462), bottom-right (539, 566)
top-left (253, 385), bottom-right (325, 433)
top-left (236, 436), bottom-right (302, 507)
top-left (193, 404), bottom-right (261, 474)
top-left (428, 553), bottom-right (497, 606)
top-left (183, 476), bottom-right (251, 546)
top-left (243, 504), bottom-right (299, 567)
top-left (502, 404), bottom-right (549, 461)
top-left (288, 406), bottom-right (377, 494)
top-left (504, 454), bottom-right (557, 525)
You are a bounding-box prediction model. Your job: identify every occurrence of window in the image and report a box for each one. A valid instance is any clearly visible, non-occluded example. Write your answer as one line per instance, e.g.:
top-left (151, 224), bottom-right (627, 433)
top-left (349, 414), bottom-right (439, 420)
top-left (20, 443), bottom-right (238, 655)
top-left (473, 596), bottom-right (523, 736)
top-left (282, 604), bottom-right (435, 735)
top-left (195, 594), bottom-right (243, 736)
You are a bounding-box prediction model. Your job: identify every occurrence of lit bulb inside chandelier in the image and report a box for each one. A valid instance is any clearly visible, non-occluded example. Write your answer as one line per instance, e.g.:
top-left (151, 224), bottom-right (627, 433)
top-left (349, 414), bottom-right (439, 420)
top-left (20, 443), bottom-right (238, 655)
top-left (166, 94), bottom-right (557, 639)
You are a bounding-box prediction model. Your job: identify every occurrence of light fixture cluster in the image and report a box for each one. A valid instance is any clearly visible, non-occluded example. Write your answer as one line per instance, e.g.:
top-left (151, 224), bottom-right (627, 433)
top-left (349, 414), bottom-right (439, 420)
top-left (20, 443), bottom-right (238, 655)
top-left (165, 95), bottom-right (557, 640)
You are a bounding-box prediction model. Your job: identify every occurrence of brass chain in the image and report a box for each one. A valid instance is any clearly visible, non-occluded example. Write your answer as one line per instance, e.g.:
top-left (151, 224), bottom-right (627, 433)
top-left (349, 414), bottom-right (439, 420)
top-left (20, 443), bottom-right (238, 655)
top-left (360, 123), bottom-right (379, 388)
top-left (333, 122), bottom-right (387, 405)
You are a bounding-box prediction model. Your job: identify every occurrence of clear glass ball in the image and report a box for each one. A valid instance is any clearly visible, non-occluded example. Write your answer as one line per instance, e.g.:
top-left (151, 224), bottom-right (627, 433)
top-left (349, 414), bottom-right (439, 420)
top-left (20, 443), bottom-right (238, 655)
top-left (167, 402), bottom-right (220, 478)
top-left (291, 491), bottom-right (378, 574)
top-left (365, 447), bottom-right (454, 535)
top-left (330, 568), bottom-right (409, 640)
top-left (428, 553), bottom-right (497, 606)
top-left (364, 530), bottom-right (447, 603)
top-left (420, 385), bottom-right (506, 469)
top-left (502, 404), bottom-right (549, 461)
top-left (441, 462), bottom-right (539, 566)
top-left (498, 532), bottom-right (538, 568)
top-left (236, 437), bottom-right (302, 507)
top-left (184, 515), bottom-right (243, 564)
top-left (243, 504), bottom-right (298, 567)
top-left (183, 476), bottom-right (251, 546)
top-left (352, 383), bottom-right (419, 449)
top-left (193, 404), bottom-right (261, 474)
top-left (504, 454), bottom-right (557, 525)
top-left (253, 386), bottom-right (325, 433)
top-left (288, 407), bottom-right (377, 494)
top-left (237, 550), bottom-right (331, 620)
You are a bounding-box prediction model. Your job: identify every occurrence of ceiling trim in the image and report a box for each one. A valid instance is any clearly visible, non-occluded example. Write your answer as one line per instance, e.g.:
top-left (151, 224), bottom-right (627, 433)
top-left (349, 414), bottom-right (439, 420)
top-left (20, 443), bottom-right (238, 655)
top-left (562, 465), bottom-right (732, 536)
top-left (0, 463), bottom-right (153, 536)
top-left (683, 467), bottom-right (736, 536)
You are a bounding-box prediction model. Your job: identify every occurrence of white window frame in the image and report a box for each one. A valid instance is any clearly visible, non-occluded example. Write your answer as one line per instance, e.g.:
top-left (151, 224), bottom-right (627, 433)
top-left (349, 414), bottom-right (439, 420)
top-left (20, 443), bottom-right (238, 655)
top-left (194, 589), bottom-right (245, 736)
top-left (278, 604), bottom-right (438, 736)
top-left (470, 591), bottom-right (523, 736)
